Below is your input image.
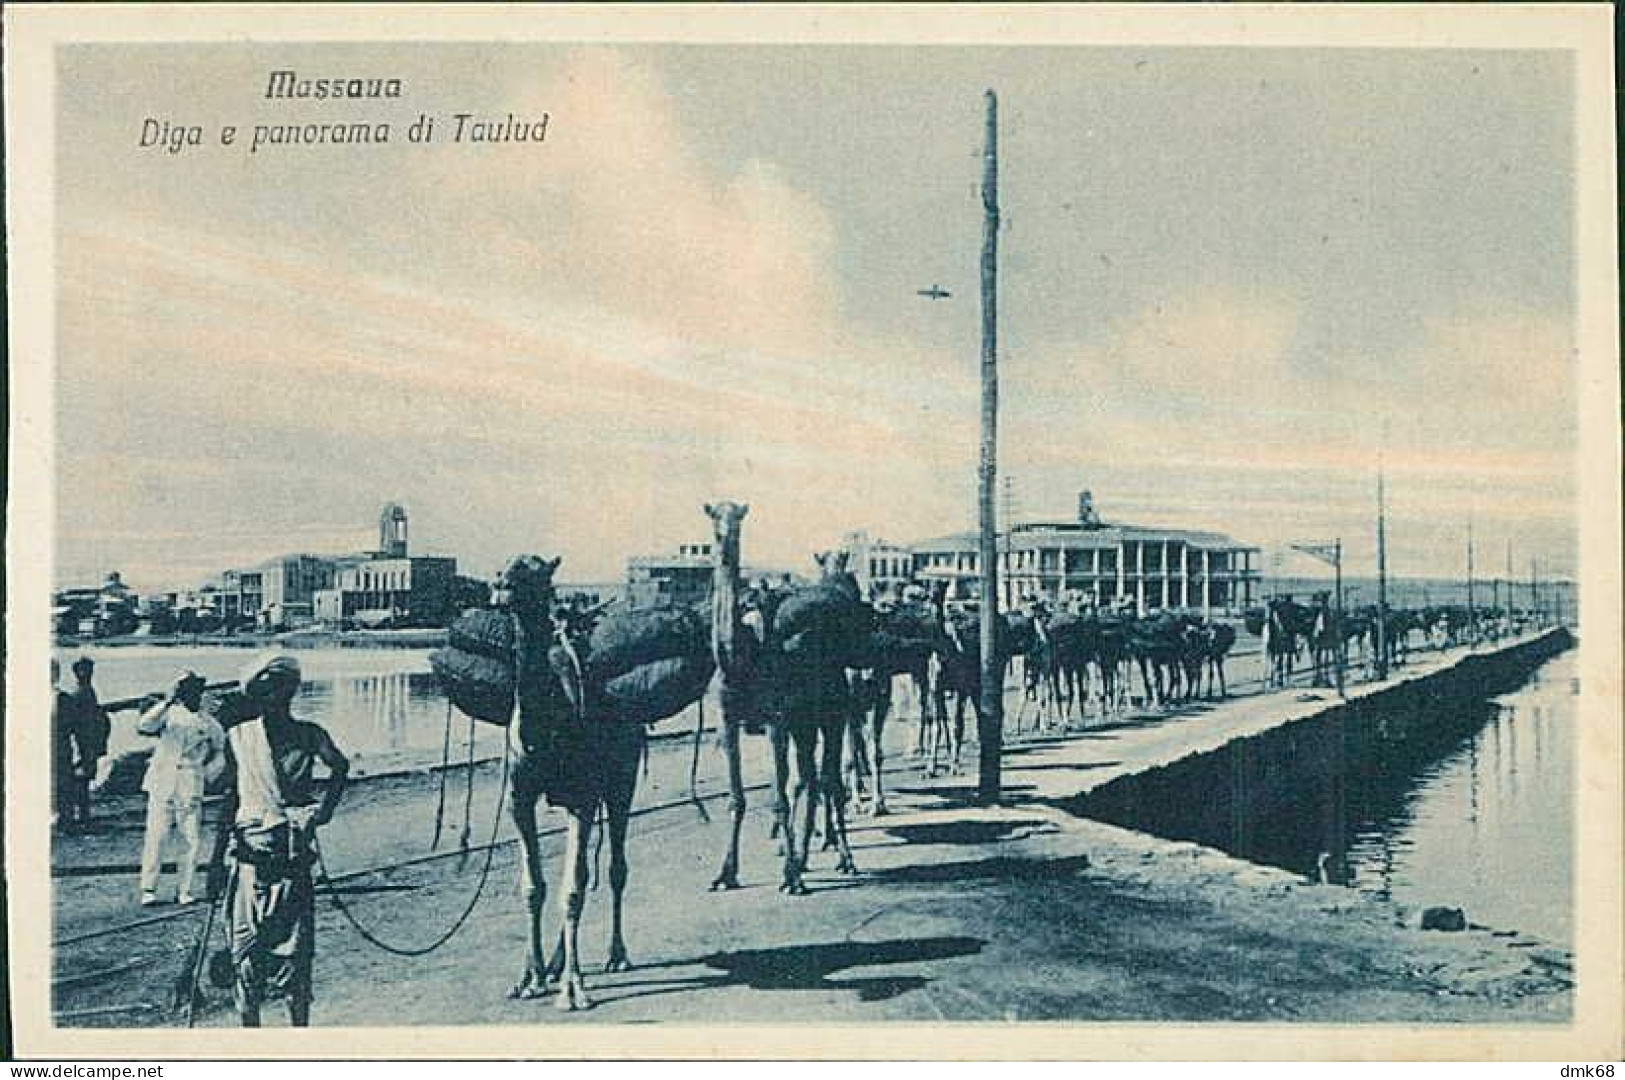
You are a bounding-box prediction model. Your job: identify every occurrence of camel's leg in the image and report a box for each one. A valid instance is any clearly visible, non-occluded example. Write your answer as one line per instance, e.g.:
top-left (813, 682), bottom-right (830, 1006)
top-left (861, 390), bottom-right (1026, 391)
top-left (913, 681), bottom-right (929, 758)
top-left (930, 678), bottom-right (950, 773)
top-left (769, 723), bottom-right (791, 851)
top-left (506, 755), bottom-right (552, 1000)
top-left (845, 698), bottom-right (871, 814)
top-left (870, 682), bottom-right (891, 816)
top-left (605, 742), bottom-right (638, 973)
top-left (710, 713), bottom-right (746, 891)
top-left (952, 694), bottom-right (972, 774)
top-left (795, 725), bottom-right (819, 875)
top-left (822, 716), bottom-right (858, 875)
top-left (555, 808), bottom-right (595, 1011)
top-left (778, 725), bottom-right (813, 896)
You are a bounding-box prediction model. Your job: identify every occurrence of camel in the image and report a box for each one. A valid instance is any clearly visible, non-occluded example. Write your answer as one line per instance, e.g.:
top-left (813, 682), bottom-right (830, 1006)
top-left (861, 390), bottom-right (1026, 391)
top-left (436, 555), bottom-right (711, 1010)
top-left (771, 551), bottom-right (868, 891)
top-left (705, 507), bottom-right (868, 894)
top-left (845, 596), bottom-right (940, 815)
top-left (1196, 620), bottom-right (1238, 697)
top-left (705, 501), bottom-right (756, 892)
top-left (1264, 597), bottom-right (1313, 688)
top-left (928, 599), bottom-right (1027, 773)
top-left (1307, 592), bottom-right (1340, 687)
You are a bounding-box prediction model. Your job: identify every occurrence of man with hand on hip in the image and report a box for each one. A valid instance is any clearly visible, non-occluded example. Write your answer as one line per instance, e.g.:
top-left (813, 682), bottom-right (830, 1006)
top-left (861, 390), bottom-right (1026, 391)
top-left (137, 671), bottom-right (226, 906)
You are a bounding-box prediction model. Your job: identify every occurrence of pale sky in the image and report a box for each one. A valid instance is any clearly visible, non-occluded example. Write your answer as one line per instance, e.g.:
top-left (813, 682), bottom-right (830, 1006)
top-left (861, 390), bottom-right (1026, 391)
top-left (54, 44), bottom-right (1577, 591)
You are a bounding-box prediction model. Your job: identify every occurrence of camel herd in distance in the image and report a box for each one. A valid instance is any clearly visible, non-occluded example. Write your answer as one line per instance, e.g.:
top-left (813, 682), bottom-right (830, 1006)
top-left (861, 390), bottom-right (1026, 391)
top-left (425, 501), bottom-right (1529, 1009)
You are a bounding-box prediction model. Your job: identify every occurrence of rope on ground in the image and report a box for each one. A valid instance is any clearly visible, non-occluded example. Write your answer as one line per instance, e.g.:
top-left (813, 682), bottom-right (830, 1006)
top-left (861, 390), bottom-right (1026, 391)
top-left (457, 708), bottom-right (478, 870)
top-left (314, 748), bottom-right (510, 959)
top-left (430, 698), bottom-right (454, 850)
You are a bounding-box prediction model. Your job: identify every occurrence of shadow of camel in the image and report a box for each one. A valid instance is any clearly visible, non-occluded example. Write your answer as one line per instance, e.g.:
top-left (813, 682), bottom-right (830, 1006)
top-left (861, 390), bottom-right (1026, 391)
top-left (888, 783), bottom-right (1038, 807)
top-left (870, 853), bottom-right (1093, 884)
top-left (883, 819), bottom-right (1054, 846)
top-left (591, 935), bottom-right (987, 1008)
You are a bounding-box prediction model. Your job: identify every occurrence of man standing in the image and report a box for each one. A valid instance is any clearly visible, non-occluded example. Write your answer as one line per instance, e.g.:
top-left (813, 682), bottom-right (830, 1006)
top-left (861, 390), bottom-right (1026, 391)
top-left (51, 659), bottom-right (75, 828)
top-left (217, 656), bottom-right (348, 1027)
top-left (137, 672), bottom-right (226, 906)
top-left (61, 657), bottom-right (109, 830)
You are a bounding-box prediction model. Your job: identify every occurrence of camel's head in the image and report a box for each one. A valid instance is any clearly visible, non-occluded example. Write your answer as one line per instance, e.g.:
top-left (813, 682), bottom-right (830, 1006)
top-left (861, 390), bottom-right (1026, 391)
top-left (703, 501), bottom-right (749, 545)
top-left (494, 555), bottom-right (561, 618)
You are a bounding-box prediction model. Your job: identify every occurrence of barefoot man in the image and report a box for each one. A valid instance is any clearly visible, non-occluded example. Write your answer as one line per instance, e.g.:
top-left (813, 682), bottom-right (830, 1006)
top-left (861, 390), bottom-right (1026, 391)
top-left (217, 656), bottom-right (348, 1027)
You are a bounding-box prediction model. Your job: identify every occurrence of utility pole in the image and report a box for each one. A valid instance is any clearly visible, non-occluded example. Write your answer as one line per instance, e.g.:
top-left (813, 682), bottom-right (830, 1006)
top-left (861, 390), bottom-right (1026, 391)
top-left (1505, 539), bottom-right (1514, 631)
top-left (976, 89), bottom-right (1003, 806)
top-left (1466, 519), bottom-right (1476, 646)
top-left (1334, 537), bottom-right (1344, 697)
top-left (1529, 556), bottom-right (1539, 627)
top-left (1375, 454), bottom-right (1389, 679)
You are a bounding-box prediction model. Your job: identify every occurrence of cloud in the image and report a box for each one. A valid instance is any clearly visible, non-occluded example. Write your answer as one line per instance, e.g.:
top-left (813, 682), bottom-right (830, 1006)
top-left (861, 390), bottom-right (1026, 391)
top-left (421, 47), bottom-right (840, 358)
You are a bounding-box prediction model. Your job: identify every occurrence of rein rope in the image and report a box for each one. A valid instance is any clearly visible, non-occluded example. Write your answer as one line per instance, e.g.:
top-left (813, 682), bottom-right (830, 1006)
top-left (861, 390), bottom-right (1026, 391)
top-left (430, 698), bottom-right (454, 849)
top-left (314, 744), bottom-right (510, 959)
top-left (458, 707), bottom-right (477, 864)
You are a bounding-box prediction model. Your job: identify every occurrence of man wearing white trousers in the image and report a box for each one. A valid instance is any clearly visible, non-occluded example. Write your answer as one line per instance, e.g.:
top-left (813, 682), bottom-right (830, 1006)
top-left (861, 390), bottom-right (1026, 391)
top-left (137, 672), bottom-right (226, 906)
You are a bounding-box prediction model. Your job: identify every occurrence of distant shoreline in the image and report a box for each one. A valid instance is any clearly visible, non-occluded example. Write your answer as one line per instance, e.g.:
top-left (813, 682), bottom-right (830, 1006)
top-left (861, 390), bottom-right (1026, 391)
top-left (53, 627), bottom-right (448, 651)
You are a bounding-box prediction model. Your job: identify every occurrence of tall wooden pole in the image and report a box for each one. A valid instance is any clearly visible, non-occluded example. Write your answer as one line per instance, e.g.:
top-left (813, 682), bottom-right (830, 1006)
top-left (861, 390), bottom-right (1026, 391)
top-left (1333, 538), bottom-right (1345, 698)
top-left (977, 89), bottom-right (1003, 805)
top-left (1530, 556), bottom-right (1540, 627)
top-left (1466, 519), bottom-right (1476, 644)
top-left (1375, 456), bottom-right (1389, 679)
top-left (1505, 539), bottom-right (1514, 630)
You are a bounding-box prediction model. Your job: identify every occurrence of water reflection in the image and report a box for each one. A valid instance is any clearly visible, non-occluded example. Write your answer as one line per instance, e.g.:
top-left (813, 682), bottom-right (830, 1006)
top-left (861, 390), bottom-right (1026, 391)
top-left (61, 646), bottom-right (507, 774)
top-left (1070, 644), bottom-right (1576, 947)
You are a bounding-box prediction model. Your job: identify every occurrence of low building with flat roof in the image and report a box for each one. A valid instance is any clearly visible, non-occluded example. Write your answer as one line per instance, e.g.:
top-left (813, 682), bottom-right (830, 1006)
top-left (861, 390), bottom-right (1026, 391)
top-left (626, 542), bottom-right (714, 609)
top-left (909, 489), bottom-right (1260, 615)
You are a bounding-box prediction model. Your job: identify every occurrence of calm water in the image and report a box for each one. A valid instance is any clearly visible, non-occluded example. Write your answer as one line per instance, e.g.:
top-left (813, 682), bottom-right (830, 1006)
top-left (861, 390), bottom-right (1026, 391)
top-left (53, 645), bottom-right (507, 776)
top-left (1344, 651), bottom-right (1575, 945)
top-left (1071, 643), bottom-right (1576, 948)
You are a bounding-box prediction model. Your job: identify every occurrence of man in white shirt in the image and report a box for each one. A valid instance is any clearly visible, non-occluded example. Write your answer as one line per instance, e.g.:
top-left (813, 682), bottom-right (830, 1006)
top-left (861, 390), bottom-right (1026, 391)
top-left (137, 672), bottom-right (226, 906)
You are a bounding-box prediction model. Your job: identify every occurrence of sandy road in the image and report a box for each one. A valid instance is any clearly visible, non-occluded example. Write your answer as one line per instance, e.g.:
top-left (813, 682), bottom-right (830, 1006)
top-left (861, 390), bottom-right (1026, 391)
top-left (48, 638), bottom-right (1571, 1031)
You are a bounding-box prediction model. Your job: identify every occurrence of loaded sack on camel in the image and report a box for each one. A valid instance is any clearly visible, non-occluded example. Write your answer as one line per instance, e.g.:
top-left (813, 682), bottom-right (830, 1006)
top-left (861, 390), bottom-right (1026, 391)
top-left (429, 605), bottom-right (715, 728)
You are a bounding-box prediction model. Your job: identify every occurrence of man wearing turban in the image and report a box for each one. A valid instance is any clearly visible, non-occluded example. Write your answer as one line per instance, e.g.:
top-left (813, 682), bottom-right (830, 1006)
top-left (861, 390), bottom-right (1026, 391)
top-left (216, 655), bottom-right (349, 1027)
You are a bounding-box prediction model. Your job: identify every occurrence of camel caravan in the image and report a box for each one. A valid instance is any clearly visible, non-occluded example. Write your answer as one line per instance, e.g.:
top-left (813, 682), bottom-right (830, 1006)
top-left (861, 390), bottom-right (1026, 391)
top-left (1248, 594), bottom-right (1519, 691)
top-left (421, 502), bottom-right (1504, 1009)
top-left (416, 502), bottom-right (1250, 1008)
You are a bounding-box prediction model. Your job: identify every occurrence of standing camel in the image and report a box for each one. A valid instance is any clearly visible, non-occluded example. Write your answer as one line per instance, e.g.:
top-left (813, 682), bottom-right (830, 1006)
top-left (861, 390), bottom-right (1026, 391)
top-left (770, 551), bottom-right (870, 892)
top-left (435, 555), bottom-right (710, 1010)
top-left (706, 501), bottom-right (756, 892)
top-left (845, 597), bottom-right (940, 815)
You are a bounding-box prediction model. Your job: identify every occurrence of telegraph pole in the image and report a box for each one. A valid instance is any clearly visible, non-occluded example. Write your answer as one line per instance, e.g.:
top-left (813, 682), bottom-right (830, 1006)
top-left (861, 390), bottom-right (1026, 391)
top-left (1375, 455), bottom-right (1389, 679)
top-left (1334, 537), bottom-right (1344, 697)
top-left (1466, 519), bottom-right (1476, 645)
top-left (1529, 556), bottom-right (1539, 627)
top-left (1505, 539), bottom-right (1514, 631)
top-left (976, 89), bottom-right (1003, 805)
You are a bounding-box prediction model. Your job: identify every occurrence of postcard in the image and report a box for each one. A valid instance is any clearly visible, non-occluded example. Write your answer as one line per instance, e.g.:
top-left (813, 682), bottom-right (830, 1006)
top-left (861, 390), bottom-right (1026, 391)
top-left (6, 2), bottom-right (1619, 1060)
